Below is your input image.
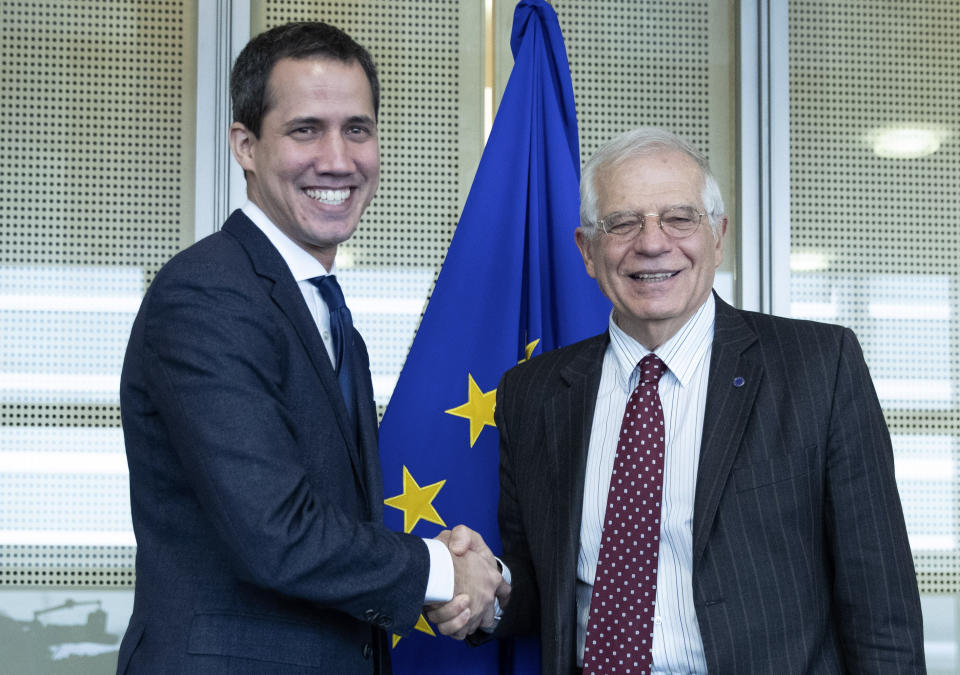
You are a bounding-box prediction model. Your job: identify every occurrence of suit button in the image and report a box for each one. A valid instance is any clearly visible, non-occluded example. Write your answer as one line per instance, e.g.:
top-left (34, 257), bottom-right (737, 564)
top-left (377, 615), bottom-right (392, 627)
top-left (362, 642), bottom-right (373, 659)
top-left (364, 609), bottom-right (378, 621)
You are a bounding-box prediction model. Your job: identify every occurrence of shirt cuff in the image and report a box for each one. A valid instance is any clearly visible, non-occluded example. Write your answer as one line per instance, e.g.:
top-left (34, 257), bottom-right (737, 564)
top-left (496, 556), bottom-right (512, 585)
top-left (422, 537), bottom-right (455, 604)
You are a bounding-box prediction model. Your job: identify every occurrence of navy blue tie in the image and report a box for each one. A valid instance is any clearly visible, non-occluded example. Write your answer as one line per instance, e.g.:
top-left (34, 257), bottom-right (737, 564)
top-left (309, 275), bottom-right (357, 429)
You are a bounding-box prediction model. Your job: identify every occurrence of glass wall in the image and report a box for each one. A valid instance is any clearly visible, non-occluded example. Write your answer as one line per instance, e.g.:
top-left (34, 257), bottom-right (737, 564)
top-left (0, 1), bottom-right (196, 671)
top-left (788, 0), bottom-right (960, 671)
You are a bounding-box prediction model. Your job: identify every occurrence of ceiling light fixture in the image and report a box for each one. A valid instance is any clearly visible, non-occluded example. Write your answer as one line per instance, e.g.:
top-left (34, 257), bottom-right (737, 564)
top-left (790, 251), bottom-right (830, 272)
top-left (871, 127), bottom-right (944, 159)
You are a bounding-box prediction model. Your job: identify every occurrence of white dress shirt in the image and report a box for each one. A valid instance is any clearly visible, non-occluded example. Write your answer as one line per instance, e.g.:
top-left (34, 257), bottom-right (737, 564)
top-left (241, 201), bottom-right (338, 365)
top-left (241, 201), bottom-right (454, 604)
top-left (576, 294), bottom-right (715, 673)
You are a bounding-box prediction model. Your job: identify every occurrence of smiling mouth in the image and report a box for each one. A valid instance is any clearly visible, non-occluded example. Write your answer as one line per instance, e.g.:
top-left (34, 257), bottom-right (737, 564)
top-left (628, 271), bottom-right (678, 281)
top-left (305, 188), bottom-right (350, 205)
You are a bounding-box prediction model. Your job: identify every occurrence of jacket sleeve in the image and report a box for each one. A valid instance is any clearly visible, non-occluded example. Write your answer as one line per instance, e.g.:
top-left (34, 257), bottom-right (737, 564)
top-left (488, 369), bottom-right (543, 639)
top-left (825, 327), bottom-right (925, 671)
top-left (129, 258), bottom-right (429, 635)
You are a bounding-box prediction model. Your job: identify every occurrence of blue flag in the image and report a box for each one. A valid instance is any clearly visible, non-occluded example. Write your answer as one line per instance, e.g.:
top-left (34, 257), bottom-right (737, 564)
top-left (379, 1), bottom-right (610, 672)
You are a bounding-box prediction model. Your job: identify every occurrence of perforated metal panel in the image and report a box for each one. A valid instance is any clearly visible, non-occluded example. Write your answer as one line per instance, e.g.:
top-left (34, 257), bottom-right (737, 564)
top-left (789, 0), bottom-right (960, 592)
top-left (551, 0), bottom-right (717, 156)
top-left (551, 0), bottom-right (737, 287)
top-left (2, 545), bottom-right (135, 587)
top-left (0, 0), bottom-right (197, 586)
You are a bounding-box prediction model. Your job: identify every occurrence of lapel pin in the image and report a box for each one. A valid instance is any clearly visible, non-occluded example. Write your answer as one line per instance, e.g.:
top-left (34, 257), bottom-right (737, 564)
top-left (733, 376), bottom-right (745, 388)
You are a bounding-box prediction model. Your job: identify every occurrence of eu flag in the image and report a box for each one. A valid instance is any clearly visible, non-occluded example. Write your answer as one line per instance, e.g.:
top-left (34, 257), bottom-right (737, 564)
top-left (379, 1), bottom-right (610, 672)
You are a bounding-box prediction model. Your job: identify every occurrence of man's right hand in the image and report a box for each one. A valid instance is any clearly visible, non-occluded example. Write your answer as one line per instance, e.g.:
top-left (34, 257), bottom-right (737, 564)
top-left (426, 525), bottom-right (501, 639)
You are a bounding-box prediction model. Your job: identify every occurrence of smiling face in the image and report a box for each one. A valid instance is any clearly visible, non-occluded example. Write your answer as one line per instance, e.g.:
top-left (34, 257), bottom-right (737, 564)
top-left (576, 149), bottom-right (726, 350)
top-left (229, 57), bottom-right (379, 269)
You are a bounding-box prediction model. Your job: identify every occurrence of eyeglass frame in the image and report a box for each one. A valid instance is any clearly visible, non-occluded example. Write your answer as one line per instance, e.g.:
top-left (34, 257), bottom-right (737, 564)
top-left (596, 206), bottom-right (708, 240)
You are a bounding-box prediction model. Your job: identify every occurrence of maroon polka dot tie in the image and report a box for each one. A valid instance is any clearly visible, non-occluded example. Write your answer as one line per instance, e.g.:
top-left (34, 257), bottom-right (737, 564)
top-left (583, 353), bottom-right (667, 675)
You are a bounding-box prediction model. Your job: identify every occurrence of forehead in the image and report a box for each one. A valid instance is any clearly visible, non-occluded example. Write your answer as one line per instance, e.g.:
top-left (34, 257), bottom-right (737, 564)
top-left (264, 56), bottom-right (375, 118)
top-left (596, 149), bottom-right (704, 211)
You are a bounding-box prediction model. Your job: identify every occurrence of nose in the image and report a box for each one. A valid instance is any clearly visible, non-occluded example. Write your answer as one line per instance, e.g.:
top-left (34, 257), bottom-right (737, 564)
top-left (631, 213), bottom-right (671, 254)
top-left (314, 133), bottom-right (354, 174)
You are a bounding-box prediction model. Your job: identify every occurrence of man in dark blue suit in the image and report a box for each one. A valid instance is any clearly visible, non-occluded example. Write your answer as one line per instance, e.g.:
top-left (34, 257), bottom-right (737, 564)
top-left (454, 128), bottom-right (925, 673)
top-left (117, 21), bottom-right (500, 673)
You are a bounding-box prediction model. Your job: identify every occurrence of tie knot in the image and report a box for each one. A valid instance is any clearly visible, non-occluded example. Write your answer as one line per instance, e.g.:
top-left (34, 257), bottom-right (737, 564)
top-left (638, 353), bottom-right (666, 385)
top-left (309, 274), bottom-right (346, 311)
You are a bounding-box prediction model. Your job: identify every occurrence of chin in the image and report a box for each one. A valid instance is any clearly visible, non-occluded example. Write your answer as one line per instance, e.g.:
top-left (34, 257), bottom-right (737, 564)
top-left (306, 221), bottom-right (358, 243)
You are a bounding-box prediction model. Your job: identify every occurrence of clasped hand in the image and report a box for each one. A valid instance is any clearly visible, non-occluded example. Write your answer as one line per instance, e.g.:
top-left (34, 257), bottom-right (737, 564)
top-left (425, 524), bottom-right (511, 639)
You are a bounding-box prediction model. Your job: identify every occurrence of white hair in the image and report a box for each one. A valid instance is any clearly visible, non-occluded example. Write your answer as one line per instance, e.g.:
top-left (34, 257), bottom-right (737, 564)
top-left (579, 127), bottom-right (725, 238)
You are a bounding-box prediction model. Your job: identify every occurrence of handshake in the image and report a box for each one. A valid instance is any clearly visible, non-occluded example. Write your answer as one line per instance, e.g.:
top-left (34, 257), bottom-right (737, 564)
top-left (425, 525), bottom-right (511, 640)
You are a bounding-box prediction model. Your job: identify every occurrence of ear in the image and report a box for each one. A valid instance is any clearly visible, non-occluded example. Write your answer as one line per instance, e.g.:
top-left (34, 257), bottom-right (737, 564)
top-left (713, 216), bottom-right (728, 267)
top-left (228, 122), bottom-right (257, 173)
top-left (575, 227), bottom-right (598, 279)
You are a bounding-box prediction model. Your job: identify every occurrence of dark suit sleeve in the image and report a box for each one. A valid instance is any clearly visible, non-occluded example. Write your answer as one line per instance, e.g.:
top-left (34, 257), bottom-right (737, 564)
top-left (134, 259), bottom-right (428, 634)
top-left (825, 328), bottom-right (924, 671)
top-left (489, 369), bottom-right (543, 638)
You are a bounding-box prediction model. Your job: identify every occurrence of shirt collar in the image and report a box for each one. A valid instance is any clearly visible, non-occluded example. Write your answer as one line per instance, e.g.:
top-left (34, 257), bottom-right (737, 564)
top-left (608, 293), bottom-right (716, 391)
top-left (241, 200), bottom-right (334, 281)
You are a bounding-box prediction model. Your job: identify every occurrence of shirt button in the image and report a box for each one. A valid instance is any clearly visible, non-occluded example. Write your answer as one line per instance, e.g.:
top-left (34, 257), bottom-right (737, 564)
top-left (654, 616), bottom-right (663, 625)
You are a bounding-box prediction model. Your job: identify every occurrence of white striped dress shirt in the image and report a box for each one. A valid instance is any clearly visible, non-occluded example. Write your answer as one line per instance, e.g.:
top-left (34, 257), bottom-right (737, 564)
top-left (577, 294), bottom-right (715, 673)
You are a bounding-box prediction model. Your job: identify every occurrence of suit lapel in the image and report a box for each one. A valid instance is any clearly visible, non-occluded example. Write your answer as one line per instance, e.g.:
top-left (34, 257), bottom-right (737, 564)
top-left (692, 295), bottom-right (762, 567)
top-left (544, 335), bottom-right (607, 627)
top-left (221, 211), bottom-right (368, 502)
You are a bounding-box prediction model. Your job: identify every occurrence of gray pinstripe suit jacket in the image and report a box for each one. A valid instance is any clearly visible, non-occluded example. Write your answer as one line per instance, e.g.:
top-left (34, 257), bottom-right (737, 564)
top-left (492, 294), bottom-right (924, 674)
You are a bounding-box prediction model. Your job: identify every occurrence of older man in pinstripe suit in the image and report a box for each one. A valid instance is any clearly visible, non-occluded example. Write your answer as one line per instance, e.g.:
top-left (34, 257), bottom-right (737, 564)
top-left (482, 128), bottom-right (924, 673)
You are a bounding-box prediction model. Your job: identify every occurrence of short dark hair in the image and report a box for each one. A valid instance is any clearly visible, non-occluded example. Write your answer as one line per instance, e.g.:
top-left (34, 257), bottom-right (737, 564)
top-left (230, 21), bottom-right (380, 137)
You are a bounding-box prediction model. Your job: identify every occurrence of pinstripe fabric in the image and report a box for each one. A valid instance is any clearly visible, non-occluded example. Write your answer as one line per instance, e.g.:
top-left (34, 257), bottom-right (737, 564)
top-left (577, 299), bottom-right (712, 672)
top-left (492, 293), bottom-right (924, 675)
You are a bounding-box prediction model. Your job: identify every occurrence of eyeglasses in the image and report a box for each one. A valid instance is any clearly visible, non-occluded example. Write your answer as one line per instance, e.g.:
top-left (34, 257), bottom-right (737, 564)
top-left (597, 206), bottom-right (706, 239)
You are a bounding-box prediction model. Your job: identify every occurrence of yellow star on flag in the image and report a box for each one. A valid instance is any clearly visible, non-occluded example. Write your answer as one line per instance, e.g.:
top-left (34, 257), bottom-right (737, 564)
top-left (392, 613), bottom-right (436, 648)
top-left (384, 465), bottom-right (446, 533)
top-left (445, 373), bottom-right (496, 447)
top-left (519, 338), bottom-right (540, 364)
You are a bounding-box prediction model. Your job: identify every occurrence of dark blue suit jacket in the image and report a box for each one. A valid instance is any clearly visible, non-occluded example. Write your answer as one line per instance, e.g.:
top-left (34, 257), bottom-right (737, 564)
top-left (492, 294), bottom-right (924, 674)
top-left (117, 210), bottom-right (429, 674)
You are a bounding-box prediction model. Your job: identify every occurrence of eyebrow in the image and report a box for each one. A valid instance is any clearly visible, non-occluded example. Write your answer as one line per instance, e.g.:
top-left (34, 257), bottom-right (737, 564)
top-left (345, 114), bottom-right (376, 126)
top-left (604, 204), bottom-right (698, 216)
top-left (284, 115), bottom-right (376, 128)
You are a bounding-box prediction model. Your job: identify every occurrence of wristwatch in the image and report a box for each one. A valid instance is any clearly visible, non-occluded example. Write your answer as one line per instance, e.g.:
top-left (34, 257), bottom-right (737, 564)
top-left (489, 556), bottom-right (511, 627)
